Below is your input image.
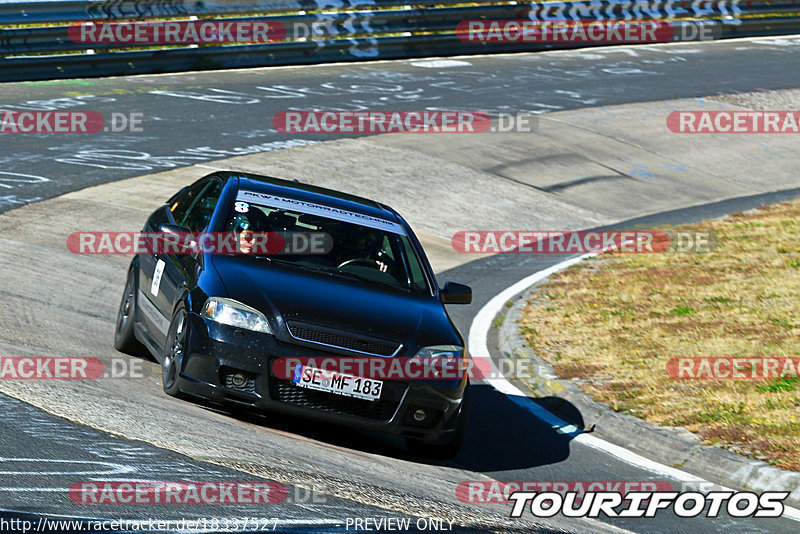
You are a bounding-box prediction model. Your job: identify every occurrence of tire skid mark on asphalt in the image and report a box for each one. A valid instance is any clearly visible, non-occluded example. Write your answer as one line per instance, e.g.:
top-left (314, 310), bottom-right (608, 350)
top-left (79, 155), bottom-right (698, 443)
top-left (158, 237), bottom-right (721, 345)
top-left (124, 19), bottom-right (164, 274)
top-left (188, 424), bottom-right (378, 461)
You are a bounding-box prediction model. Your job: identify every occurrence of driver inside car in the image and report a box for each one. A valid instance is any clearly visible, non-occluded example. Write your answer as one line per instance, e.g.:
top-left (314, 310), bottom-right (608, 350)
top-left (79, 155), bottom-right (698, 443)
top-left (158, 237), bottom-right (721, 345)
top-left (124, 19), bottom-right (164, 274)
top-left (333, 227), bottom-right (388, 272)
top-left (230, 209), bottom-right (271, 255)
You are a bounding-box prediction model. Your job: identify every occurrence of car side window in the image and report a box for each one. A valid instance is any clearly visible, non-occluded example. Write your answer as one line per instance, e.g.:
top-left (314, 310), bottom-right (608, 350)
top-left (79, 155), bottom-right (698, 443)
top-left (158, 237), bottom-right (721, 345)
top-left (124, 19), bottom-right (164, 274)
top-left (181, 180), bottom-right (223, 232)
top-left (399, 237), bottom-right (427, 290)
top-left (170, 180), bottom-right (209, 224)
top-left (380, 236), bottom-right (395, 261)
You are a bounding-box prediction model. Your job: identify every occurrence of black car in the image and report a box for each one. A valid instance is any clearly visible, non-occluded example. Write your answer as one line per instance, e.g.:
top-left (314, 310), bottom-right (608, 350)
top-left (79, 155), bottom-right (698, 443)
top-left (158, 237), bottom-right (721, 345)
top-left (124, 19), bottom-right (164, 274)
top-left (114, 172), bottom-right (473, 457)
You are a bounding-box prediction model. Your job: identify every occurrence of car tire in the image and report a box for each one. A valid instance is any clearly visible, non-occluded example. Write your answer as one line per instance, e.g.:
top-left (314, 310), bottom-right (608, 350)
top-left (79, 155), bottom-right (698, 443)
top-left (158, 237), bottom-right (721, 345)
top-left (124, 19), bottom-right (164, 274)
top-left (405, 383), bottom-right (470, 459)
top-left (114, 265), bottom-right (146, 355)
top-left (162, 303), bottom-right (189, 398)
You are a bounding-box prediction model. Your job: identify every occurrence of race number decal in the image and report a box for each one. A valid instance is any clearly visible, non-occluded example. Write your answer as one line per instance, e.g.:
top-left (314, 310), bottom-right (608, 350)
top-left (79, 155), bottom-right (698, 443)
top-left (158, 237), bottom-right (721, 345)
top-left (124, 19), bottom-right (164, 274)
top-left (150, 259), bottom-right (165, 297)
top-left (234, 201), bottom-right (250, 213)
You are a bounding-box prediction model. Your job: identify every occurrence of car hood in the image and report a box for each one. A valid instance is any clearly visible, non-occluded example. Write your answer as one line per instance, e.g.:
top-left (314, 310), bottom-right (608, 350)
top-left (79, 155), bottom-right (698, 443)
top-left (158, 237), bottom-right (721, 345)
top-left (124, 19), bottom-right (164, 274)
top-left (209, 255), bottom-right (459, 350)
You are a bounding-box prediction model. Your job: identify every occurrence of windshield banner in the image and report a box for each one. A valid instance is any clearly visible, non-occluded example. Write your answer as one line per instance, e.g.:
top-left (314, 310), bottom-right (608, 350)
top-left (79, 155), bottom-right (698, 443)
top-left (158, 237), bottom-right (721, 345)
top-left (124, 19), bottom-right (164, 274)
top-left (236, 190), bottom-right (407, 236)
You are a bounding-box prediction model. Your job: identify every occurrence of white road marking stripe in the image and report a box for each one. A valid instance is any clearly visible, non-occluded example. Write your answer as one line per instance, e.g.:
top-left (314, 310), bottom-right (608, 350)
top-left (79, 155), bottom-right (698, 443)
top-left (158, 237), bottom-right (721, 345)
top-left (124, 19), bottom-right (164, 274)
top-left (0, 458), bottom-right (135, 476)
top-left (194, 164), bottom-right (230, 171)
top-left (468, 251), bottom-right (800, 522)
top-left (410, 59), bottom-right (472, 68)
top-left (0, 487), bottom-right (65, 491)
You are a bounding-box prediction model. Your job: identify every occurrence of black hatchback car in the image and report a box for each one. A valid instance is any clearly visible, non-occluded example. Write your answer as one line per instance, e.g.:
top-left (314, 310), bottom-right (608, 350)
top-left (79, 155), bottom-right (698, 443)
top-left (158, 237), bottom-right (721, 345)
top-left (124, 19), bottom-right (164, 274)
top-left (114, 172), bottom-right (473, 456)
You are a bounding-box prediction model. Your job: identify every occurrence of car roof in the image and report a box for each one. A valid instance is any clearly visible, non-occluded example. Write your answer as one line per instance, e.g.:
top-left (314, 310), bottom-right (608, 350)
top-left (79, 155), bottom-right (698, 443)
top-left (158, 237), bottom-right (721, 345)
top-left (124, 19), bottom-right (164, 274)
top-left (216, 171), bottom-right (402, 224)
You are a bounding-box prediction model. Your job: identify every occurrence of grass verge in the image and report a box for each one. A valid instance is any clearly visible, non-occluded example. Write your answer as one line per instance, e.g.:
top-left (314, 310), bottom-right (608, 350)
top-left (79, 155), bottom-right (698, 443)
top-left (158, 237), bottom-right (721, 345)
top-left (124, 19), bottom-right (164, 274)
top-left (520, 200), bottom-right (800, 470)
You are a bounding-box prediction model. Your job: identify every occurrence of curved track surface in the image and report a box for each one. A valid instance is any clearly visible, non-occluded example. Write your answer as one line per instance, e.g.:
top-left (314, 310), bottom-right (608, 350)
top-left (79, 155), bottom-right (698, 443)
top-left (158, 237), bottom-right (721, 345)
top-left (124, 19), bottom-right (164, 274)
top-left (2, 36), bottom-right (800, 209)
top-left (1, 37), bottom-right (800, 533)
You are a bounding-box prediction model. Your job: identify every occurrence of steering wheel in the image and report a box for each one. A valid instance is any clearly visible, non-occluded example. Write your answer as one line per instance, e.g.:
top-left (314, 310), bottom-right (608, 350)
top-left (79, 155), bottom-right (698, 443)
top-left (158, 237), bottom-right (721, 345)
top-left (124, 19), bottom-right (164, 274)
top-left (337, 258), bottom-right (382, 270)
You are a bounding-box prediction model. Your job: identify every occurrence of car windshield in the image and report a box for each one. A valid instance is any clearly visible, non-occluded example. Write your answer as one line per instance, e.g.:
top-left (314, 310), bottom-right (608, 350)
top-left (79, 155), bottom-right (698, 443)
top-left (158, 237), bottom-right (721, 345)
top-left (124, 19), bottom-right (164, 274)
top-left (224, 193), bottom-right (429, 293)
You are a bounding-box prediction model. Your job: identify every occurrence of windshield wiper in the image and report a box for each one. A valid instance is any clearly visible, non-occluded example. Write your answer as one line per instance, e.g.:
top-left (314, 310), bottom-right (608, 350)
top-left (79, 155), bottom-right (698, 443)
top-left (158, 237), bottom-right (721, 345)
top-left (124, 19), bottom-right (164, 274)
top-left (231, 253), bottom-right (411, 292)
top-left (229, 253), bottom-right (309, 270)
top-left (324, 269), bottom-right (411, 293)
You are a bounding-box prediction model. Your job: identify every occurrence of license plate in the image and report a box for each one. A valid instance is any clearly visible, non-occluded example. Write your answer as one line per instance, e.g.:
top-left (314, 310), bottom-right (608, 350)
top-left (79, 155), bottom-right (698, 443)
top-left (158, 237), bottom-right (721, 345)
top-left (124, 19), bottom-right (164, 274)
top-left (291, 364), bottom-right (383, 402)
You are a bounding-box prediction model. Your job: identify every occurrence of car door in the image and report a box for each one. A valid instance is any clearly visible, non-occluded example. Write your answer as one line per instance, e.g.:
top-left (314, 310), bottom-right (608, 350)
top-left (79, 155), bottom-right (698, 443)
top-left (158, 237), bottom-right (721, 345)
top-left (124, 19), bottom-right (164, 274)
top-left (153, 178), bottom-right (224, 340)
top-left (138, 179), bottom-right (210, 350)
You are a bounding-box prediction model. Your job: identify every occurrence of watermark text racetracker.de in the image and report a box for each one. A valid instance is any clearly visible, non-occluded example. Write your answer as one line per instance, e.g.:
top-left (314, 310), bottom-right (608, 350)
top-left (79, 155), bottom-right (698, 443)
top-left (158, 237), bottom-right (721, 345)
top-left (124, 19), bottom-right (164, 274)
top-left (272, 354), bottom-right (548, 382)
top-left (0, 357), bottom-right (143, 380)
top-left (69, 20), bottom-right (286, 45)
top-left (272, 111), bottom-right (538, 134)
top-left (0, 111), bottom-right (144, 134)
top-left (67, 231), bottom-right (332, 255)
top-left (456, 19), bottom-right (720, 44)
top-left (667, 357), bottom-right (800, 379)
top-left (452, 230), bottom-right (716, 254)
top-left (70, 481), bottom-right (287, 505)
top-left (667, 111), bottom-right (800, 133)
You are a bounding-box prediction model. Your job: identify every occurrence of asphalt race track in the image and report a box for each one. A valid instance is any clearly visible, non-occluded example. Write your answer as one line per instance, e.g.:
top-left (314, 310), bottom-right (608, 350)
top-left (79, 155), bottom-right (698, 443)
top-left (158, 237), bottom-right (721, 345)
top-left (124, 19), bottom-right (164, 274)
top-left (1, 36), bottom-right (800, 533)
top-left (2, 36), bottom-right (800, 210)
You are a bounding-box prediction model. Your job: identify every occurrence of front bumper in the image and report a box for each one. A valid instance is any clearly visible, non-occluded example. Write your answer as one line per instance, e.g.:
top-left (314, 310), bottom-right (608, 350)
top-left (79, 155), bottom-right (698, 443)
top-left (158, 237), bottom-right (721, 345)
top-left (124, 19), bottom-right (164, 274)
top-left (176, 313), bottom-right (467, 442)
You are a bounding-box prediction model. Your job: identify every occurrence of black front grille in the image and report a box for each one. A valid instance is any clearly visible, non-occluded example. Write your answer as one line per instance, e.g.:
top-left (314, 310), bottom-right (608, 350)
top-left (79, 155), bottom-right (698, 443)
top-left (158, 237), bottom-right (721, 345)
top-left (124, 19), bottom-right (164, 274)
top-left (270, 379), bottom-right (401, 421)
top-left (287, 322), bottom-right (400, 356)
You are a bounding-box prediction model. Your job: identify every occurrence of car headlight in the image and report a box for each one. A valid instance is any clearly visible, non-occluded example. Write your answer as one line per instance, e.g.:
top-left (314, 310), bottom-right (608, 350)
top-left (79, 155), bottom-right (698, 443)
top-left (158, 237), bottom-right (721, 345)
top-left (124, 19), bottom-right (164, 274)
top-left (415, 345), bottom-right (464, 359)
top-left (201, 297), bottom-right (272, 334)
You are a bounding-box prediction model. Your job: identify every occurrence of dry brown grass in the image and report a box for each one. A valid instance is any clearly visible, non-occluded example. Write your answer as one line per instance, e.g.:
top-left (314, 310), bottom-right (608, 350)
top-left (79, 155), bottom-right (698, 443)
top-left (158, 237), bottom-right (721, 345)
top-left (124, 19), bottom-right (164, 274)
top-left (520, 201), bottom-right (800, 470)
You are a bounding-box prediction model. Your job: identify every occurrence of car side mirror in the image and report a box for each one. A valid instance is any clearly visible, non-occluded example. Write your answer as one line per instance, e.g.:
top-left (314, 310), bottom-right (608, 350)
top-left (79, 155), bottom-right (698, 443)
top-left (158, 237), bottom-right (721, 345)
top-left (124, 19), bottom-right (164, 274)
top-left (158, 223), bottom-right (190, 235)
top-left (158, 223), bottom-right (196, 256)
top-left (440, 282), bottom-right (472, 305)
